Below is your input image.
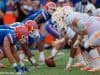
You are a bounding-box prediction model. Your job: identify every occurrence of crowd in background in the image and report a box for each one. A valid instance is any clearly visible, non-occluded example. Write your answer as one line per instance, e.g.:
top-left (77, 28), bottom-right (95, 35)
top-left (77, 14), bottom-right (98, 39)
top-left (0, 0), bottom-right (99, 25)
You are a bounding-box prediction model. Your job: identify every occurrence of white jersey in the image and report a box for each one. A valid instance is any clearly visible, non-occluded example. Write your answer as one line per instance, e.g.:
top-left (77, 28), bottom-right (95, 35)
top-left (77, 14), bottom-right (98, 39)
top-left (65, 12), bottom-right (89, 25)
top-left (84, 31), bottom-right (100, 48)
top-left (65, 27), bottom-right (76, 40)
top-left (84, 16), bottom-right (100, 47)
top-left (65, 12), bottom-right (89, 34)
top-left (85, 22), bottom-right (100, 36)
top-left (85, 16), bottom-right (100, 35)
top-left (65, 12), bottom-right (100, 35)
top-left (92, 8), bottom-right (100, 17)
top-left (88, 16), bottom-right (100, 23)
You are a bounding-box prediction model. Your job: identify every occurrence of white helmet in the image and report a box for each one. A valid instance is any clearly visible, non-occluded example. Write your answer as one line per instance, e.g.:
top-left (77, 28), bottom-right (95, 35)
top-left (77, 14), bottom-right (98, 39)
top-left (62, 6), bottom-right (74, 15)
top-left (86, 4), bottom-right (96, 14)
top-left (92, 8), bottom-right (100, 16)
top-left (52, 9), bottom-right (67, 32)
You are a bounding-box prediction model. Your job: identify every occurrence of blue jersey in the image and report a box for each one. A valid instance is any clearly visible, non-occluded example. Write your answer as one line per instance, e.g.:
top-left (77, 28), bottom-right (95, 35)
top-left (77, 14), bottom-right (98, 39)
top-left (0, 22), bottom-right (44, 45)
top-left (22, 9), bottom-right (51, 25)
top-left (0, 22), bottom-right (24, 30)
top-left (9, 22), bottom-right (24, 29)
top-left (45, 19), bottom-right (60, 39)
top-left (0, 25), bottom-right (39, 45)
top-left (28, 32), bottom-right (44, 45)
top-left (0, 25), bottom-right (43, 45)
top-left (0, 29), bottom-right (17, 46)
top-left (0, 25), bottom-right (13, 30)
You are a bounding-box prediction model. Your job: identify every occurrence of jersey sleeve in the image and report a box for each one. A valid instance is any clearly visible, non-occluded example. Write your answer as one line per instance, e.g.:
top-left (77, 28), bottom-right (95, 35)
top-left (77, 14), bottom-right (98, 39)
top-left (6, 33), bottom-right (17, 45)
top-left (45, 21), bottom-right (60, 39)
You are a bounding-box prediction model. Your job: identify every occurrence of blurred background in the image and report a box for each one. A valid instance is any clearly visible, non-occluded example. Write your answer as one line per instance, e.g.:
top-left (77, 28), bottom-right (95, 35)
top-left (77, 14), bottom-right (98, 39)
top-left (0, 0), bottom-right (99, 25)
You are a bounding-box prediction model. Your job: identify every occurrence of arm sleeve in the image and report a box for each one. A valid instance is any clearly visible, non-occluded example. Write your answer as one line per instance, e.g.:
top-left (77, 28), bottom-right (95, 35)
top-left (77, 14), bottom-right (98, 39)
top-left (45, 23), bottom-right (60, 39)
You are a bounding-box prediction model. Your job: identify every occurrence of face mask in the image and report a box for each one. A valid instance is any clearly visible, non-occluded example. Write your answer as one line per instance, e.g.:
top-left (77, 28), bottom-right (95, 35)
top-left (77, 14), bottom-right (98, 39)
top-left (29, 30), bottom-right (40, 39)
top-left (19, 35), bottom-right (28, 44)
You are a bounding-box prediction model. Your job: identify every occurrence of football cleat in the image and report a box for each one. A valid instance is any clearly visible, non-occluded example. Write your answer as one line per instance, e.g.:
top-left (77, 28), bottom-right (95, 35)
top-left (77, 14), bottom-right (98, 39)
top-left (15, 66), bottom-right (24, 74)
top-left (21, 66), bottom-right (29, 72)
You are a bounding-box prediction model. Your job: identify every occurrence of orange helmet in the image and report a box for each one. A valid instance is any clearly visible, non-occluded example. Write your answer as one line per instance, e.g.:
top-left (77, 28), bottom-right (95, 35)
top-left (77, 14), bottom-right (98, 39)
top-left (25, 20), bottom-right (38, 31)
top-left (14, 26), bottom-right (29, 39)
top-left (44, 2), bottom-right (56, 15)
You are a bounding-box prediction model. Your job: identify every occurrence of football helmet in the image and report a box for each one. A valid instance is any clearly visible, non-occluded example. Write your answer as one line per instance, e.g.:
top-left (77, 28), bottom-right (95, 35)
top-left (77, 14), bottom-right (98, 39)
top-left (44, 2), bottom-right (56, 15)
top-left (15, 26), bottom-right (28, 40)
top-left (25, 20), bottom-right (38, 31)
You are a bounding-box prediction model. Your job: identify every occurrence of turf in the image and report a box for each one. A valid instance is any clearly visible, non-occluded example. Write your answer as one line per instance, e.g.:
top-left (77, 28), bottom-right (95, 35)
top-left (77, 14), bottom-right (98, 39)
top-left (0, 49), bottom-right (100, 75)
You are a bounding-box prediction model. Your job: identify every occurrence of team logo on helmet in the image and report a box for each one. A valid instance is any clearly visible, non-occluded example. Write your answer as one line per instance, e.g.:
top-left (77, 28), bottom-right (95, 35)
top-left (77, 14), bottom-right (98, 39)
top-left (15, 26), bottom-right (28, 40)
top-left (25, 20), bottom-right (38, 31)
top-left (44, 2), bottom-right (56, 15)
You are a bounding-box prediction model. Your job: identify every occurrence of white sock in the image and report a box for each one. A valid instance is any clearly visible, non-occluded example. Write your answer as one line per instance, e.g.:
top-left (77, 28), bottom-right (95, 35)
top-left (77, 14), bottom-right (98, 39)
top-left (19, 53), bottom-right (25, 61)
top-left (12, 63), bottom-right (17, 68)
top-left (76, 53), bottom-right (87, 66)
top-left (19, 61), bottom-right (24, 67)
top-left (89, 49), bottom-right (100, 68)
top-left (30, 57), bottom-right (36, 64)
top-left (51, 48), bottom-right (57, 57)
top-left (39, 51), bottom-right (45, 61)
top-left (0, 61), bottom-right (3, 65)
top-left (67, 57), bottom-right (73, 66)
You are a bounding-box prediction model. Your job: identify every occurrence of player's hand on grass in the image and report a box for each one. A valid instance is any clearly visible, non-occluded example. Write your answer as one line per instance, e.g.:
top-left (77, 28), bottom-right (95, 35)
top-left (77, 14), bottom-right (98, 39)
top-left (52, 39), bottom-right (60, 46)
top-left (33, 63), bottom-right (40, 69)
top-left (64, 65), bottom-right (72, 71)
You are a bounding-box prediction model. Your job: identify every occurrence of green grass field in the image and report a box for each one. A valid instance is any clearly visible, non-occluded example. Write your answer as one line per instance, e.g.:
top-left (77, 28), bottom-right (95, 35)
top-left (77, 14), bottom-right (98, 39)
top-left (0, 49), bottom-right (100, 75)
